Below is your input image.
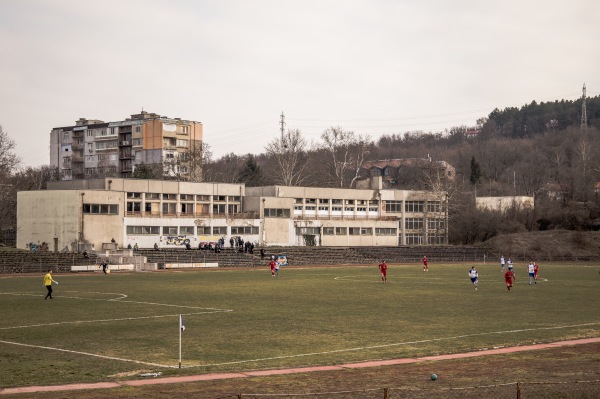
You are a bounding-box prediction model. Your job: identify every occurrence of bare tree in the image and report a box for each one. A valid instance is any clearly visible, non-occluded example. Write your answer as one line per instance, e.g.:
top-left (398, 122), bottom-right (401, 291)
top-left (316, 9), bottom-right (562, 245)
top-left (177, 139), bottom-right (205, 182)
top-left (320, 127), bottom-right (372, 188)
top-left (0, 124), bottom-right (21, 180)
top-left (264, 128), bottom-right (311, 186)
top-left (204, 153), bottom-right (246, 183)
top-left (0, 125), bottom-right (21, 240)
top-left (13, 165), bottom-right (58, 190)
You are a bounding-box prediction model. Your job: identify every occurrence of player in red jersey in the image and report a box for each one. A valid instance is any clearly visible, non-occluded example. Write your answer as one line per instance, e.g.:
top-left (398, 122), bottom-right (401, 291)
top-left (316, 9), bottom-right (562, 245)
top-left (533, 263), bottom-right (539, 283)
top-left (504, 269), bottom-right (516, 291)
top-left (422, 256), bottom-right (428, 272)
top-left (269, 259), bottom-right (277, 277)
top-left (378, 260), bottom-right (388, 283)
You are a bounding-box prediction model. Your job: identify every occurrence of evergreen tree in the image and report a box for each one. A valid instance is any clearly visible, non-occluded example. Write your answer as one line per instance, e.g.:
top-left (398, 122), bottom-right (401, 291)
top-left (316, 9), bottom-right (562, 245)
top-left (237, 154), bottom-right (264, 187)
top-left (131, 163), bottom-right (157, 179)
top-left (469, 156), bottom-right (482, 185)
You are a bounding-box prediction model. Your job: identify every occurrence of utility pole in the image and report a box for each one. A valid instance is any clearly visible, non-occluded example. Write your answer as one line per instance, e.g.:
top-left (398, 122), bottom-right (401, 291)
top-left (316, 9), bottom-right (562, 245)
top-left (581, 83), bottom-right (587, 130)
top-left (279, 111), bottom-right (286, 140)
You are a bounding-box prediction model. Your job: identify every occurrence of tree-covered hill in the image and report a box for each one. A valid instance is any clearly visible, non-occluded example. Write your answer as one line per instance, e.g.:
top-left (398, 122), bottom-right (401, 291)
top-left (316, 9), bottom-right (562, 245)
top-left (481, 95), bottom-right (600, 138)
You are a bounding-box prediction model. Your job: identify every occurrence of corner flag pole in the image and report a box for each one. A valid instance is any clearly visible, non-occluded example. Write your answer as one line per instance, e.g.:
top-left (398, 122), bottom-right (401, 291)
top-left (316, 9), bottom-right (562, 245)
top-left (179, 314), bottom-right (183, 369)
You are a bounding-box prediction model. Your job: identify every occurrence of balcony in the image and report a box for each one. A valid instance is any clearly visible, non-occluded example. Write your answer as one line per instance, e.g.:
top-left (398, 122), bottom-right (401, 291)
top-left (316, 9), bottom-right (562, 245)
top-left (119, 140), bottom-right (131, 146)
top-left (95, 134), bottom-right (117, 140)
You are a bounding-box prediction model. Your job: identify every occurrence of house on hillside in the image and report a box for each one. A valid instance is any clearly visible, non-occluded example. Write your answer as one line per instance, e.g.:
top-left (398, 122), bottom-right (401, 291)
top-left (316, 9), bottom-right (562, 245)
top-left (475, 196), bottom-right (534, 212)
top-left (358, 158), bottom-right (456, 189)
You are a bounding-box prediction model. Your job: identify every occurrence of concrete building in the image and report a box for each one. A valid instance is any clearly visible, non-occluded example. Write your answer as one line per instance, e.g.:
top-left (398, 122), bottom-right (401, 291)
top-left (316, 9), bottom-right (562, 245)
top-left (359, 158), bottom-right (456, 189)
top-left (17, 178), bottom-right (448, 252)
top-left (50, 111), bottom-right (203, 180)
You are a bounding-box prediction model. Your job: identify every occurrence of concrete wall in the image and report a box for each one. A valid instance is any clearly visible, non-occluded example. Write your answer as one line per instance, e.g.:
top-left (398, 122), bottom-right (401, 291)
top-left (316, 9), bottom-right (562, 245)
top-left (17, 191), bottom-right (82, 252)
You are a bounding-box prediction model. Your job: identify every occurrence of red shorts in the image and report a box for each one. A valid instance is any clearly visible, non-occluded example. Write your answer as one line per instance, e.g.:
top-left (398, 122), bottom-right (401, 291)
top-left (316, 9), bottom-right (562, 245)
top-left (380, 270), bottom-right (387, 277)
top-left (505, 279), bottom-right (513, 286)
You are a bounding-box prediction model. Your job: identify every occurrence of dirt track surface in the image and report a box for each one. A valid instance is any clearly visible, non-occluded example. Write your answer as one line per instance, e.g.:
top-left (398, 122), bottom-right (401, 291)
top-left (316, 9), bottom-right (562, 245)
top-left (2, 338), bottom-right (599, 398)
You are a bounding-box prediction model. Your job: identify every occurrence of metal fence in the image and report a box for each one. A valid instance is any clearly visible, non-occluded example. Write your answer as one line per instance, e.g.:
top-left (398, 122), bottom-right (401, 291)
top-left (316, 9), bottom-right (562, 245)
top-left (223, 380), bottom-right (600, 399)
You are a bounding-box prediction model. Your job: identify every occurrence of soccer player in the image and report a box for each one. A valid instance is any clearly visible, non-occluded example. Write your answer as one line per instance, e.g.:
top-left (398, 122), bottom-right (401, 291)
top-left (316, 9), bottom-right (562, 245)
top-left (269, 258), bottom-right (277, 277)
top-left (507, 258), bottom-right (514, 272)
top-left (504, 268), bottom-right (516, 292)
top-left (534, 262), bottom-right (539, 283)
top-left (378, 260), bottom-right (387, 283)
top-left (527, 261), bottom-right (535, 285)
top-left (468, 266), bottom-right (479, 290)
top-left (500, 255), bottom-right (506, 272)
top-left (422, 256), bottom-right (428, 272)
top-left (43, 269), bottom-right (58, 300)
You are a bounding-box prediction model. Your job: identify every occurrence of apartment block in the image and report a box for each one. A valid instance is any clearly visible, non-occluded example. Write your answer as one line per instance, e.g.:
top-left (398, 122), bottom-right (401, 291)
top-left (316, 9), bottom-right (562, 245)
top-left (50, 111), bottom-right (203, 180)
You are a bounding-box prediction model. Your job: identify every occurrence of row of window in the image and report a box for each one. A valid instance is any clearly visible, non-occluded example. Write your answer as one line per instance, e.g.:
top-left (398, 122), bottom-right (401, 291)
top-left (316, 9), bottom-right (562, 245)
top-left (321, 227), bottom-right (397, 236)
top-left (127, 193), bottom-right (240, 202)
top-left (83, 204), bottom-right (119, 215)
top-left (385, 201), bottom-right (444, 213)
top-left (124, 225), bottom-right (445, 243)
top-left (405, 218), bottom-right (446, 230)
top-left (264, 208), bottom-right (291, 218)
top-left (126, 225), bottom-right (259, 236)
top-left (65, 124), bottom-right (181, 140)
top-left (127, 202), bottom-right (239, 214)
top-left (296, 198), bottom-right (379, 205)
top-left (294, 206), bottom-right (379, 212)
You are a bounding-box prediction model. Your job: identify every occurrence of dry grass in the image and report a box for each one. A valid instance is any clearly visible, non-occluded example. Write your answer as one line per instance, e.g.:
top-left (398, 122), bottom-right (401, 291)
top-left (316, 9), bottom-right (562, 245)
top-left (479, 230), bottom-right (600, 259)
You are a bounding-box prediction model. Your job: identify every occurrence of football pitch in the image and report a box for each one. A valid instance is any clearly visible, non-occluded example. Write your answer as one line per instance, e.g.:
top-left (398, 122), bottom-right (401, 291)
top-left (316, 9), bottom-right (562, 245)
top-left (1, 262), bottom-right (599, 388)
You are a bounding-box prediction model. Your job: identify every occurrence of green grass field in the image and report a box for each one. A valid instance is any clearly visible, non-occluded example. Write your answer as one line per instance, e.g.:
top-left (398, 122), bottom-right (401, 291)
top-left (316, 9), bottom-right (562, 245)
top-left (1, 262), bottom-right (599, 389)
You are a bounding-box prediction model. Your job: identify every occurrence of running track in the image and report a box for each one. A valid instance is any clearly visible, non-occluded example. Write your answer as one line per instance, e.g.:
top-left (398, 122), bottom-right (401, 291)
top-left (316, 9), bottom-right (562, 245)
top-left (2, 337), bottom-right (599, 395)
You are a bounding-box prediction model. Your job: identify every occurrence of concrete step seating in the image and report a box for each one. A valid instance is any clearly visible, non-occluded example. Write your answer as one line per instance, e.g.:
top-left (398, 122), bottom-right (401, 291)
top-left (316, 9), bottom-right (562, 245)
top-left (0, 246), bottom-right (491, 274)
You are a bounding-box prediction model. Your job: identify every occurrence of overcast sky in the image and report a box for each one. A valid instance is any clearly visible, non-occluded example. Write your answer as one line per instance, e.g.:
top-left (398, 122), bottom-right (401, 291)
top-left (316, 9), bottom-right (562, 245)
top-left (1, 0), bottom-right (598, 167)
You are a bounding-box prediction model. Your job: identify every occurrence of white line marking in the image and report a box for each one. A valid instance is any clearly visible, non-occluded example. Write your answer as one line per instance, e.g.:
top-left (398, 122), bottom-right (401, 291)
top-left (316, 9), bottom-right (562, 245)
top-left (0, 339), bottom-right (178, 368)
top-left (0, 291), bottom-right (233, 331)
top-left (188, 321), bottom-right (600, 368)
top-left (0, 310), bottom-right (232, 330)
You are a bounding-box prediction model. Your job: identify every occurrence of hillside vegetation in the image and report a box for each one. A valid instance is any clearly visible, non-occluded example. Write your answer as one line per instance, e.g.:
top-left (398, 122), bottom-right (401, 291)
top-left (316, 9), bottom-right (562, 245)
top-left (478, 230), bottom-right (600, 260)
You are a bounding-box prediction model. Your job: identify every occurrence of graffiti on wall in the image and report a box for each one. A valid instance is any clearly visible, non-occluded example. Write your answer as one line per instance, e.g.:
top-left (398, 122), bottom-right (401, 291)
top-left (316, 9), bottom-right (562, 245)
top-left (164, 235), bottom-right (191, 246)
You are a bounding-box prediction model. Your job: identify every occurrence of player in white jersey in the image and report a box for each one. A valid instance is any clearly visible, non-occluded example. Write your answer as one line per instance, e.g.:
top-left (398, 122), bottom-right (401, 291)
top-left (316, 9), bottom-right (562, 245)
top-left (468, 266), bottom-right (479, 290)
top-left (500, 256), bottom-right (506, 271)
top-left (528, 261), bottom-right (535, 285)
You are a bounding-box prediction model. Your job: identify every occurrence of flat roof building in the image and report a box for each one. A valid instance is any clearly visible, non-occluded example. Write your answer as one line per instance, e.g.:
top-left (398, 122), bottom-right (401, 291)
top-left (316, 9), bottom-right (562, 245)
top-left (17, 178), bottom-right (448, 252)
